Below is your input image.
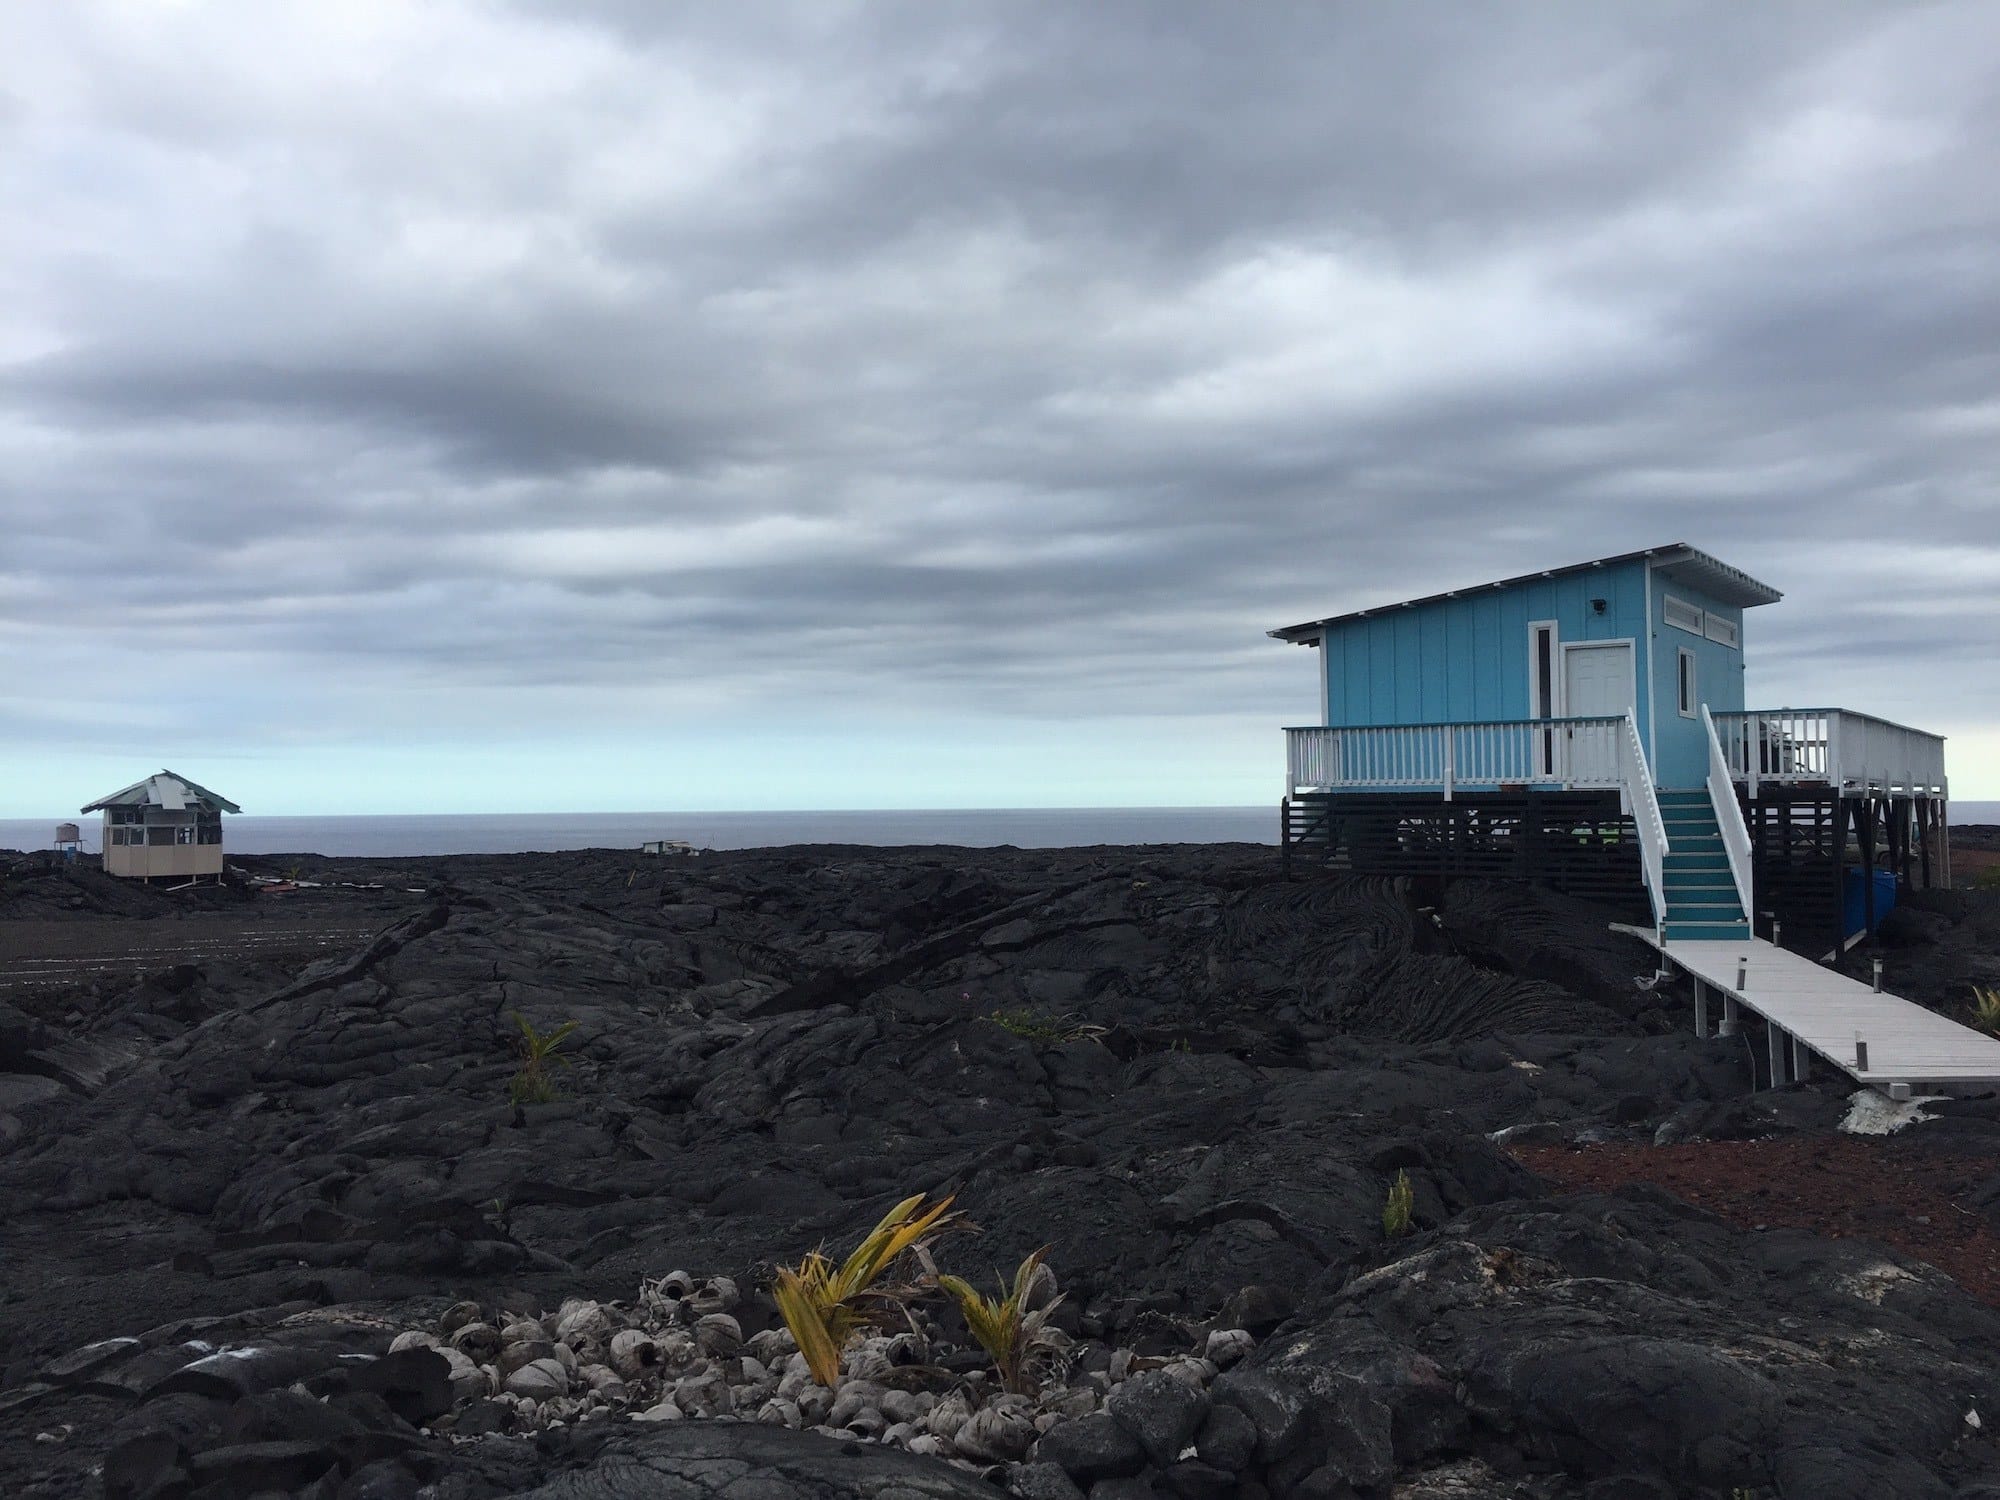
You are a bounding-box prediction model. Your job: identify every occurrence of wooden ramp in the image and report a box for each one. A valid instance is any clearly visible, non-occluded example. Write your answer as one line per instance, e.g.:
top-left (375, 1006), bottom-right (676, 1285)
top-left (1647, 935), bottom-right (2000, 1093)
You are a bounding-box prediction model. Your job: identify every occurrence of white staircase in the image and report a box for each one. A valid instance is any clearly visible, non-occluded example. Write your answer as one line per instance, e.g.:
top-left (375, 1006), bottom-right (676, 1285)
top-left (1654, 790), bottom-right (1750, 940)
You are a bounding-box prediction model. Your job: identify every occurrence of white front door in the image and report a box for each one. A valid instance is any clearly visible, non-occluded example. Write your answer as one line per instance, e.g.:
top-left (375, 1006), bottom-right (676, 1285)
top-left (1561, 641), bottom-right (1634, 783)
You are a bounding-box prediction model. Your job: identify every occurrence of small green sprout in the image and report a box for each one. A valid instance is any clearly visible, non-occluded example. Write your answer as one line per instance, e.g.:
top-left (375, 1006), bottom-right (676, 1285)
top-left (988, 1009), bottom-right (1107, 1044)
top-left (1970, 987), bottom-right (2000, 1038)
top-left (936, 1247), bottom-right (1069, 1395)
top-left (509, 1011), bottom-right (579, 1105)
top-left (1383, 1169), bottom-right (1414, 1239)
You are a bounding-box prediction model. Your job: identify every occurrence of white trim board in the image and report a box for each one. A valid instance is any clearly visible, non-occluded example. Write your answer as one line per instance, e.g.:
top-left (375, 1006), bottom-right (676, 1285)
top-left (1643, 561), bottom-right (1658, 774)
top-left (1317, 631), bottom-right (1329, 725)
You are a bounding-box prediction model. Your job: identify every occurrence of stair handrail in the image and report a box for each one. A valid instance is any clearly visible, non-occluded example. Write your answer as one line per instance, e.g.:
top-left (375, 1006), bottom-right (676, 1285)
top-left (1616, 710), bottom-right (1670, 929)
top-left (1701, 704), bottom-right (1755, 924)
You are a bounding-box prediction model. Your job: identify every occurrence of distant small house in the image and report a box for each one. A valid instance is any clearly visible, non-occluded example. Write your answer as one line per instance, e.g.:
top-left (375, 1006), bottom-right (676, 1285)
top-left (81, 770), bottom-right (241, 883)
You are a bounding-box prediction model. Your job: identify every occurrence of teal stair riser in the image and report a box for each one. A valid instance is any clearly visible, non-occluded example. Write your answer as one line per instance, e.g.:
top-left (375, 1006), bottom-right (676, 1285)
top-left (1650, 792), bottom-right (1748, 943)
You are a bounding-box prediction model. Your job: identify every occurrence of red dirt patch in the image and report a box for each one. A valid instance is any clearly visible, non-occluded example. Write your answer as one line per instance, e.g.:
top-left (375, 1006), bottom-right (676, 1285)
top-left (1511, 1134), bottom-right (2000, 1307)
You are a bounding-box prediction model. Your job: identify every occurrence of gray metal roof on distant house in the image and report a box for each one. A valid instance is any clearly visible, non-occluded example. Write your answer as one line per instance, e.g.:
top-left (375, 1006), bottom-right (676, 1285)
top-left (1269, 543), bottom-right (1784, 643)
top-left (80, 770), bottom-right (242, 815)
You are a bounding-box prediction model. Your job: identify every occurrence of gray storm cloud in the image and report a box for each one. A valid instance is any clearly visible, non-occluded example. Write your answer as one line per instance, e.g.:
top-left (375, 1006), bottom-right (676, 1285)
top-left (2, 1), bottom-right (1997, 804)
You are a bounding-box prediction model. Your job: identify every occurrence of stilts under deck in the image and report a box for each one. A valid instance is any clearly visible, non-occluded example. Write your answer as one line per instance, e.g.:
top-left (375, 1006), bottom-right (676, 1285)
top-left (1650, 935), bottom-right (2000, 1094)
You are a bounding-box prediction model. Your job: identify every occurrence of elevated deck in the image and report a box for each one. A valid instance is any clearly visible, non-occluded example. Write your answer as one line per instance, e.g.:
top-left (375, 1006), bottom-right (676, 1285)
top-left (1712, 708), bottom-right (1947, 797)
top-left (1647, 934), bottom-right (2000, 1093)
top-left (1283, 704), bottom-right (1951, 956)
top-left (1288, 707), bottom-right (1947, 801)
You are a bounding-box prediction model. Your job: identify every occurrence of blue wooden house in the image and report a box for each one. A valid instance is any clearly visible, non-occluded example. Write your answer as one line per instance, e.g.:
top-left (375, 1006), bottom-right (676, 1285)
top-left (1273, 544), bottom-right (1950, 956)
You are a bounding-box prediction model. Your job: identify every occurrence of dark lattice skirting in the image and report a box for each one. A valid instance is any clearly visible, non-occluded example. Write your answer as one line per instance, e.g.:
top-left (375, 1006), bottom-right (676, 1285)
top-left (1278, 786), bottom-right (1952, 956)
top-left (1280, 790), bottom-right (1648, 919)
top-left (1743, 785), bottom-right (1952, 956)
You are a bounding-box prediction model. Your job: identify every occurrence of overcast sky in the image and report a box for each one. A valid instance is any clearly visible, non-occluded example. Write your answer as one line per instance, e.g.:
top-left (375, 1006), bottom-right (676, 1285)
top-left (3, 2), bottom-right (1998, 816)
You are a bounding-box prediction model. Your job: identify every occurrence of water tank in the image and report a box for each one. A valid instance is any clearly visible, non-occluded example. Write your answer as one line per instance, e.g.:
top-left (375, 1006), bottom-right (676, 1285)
top-left (54, 822), bottom-right (80, 844)
top-left (1842, 867), bottom-right (1899, 938)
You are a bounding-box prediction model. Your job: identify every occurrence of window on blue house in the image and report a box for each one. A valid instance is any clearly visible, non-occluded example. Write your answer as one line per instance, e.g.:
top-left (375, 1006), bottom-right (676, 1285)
top-left (1677, 648), bottom-right (1697, 717)
top-left (1530, 623), bottom-right (1557, 777)
top-left (1664, 595), bottom-right (1703, 634)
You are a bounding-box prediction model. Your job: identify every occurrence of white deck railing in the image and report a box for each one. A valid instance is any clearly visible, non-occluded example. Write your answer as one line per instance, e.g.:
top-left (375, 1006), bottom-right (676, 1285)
top-left (1701, 705), bottom-right (1755, 919)
top-left (1285, 716), bottom-right (1624, 797)
top-left (1618, 712), bottom-right (1671, 928)
top-left (1710, 708), bottom-right (1947, 796)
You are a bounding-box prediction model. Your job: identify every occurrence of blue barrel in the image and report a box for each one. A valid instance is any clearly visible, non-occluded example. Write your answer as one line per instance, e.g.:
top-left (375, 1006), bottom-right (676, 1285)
top-left (1842, 868), bottom-right (1899, 938)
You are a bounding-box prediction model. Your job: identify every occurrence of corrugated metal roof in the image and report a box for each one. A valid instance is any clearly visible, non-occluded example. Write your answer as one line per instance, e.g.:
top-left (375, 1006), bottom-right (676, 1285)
top-left (1269, 543), bottom-right (1783, 642)
top-left (80, 769), bottom-right (242, 815)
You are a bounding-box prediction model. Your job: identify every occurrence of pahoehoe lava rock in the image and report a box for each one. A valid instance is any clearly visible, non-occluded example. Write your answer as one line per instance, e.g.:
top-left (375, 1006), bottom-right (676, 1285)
top-left (509, 1422), bottom-right (1006, 1498)
top-left (3, 841), bottom-right (2000, 1498)
top-left (1103, 1369), bottom-right (1209, 1467)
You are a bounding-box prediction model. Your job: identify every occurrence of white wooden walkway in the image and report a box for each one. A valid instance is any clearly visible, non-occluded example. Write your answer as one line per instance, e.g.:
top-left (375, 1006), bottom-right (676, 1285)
top-left (1650, 936), bottom-right (2000, 1093)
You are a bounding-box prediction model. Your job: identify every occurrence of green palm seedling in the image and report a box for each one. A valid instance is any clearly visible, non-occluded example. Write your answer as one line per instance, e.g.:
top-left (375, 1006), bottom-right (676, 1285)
top-left (773, 1193), bottom-right (960, 1387)
top-left (936, 1246), bottom-right (1068, 1395)
top-left (1971, 987), bottom-right (2000, 1038)
top-left (509, 1012), bottom-right (580, 1105)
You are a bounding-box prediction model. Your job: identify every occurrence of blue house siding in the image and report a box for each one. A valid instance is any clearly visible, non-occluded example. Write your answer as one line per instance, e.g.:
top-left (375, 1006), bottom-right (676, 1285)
top-left (1645, 569), bottom-right (1746, 788)
top-left (1320, 559), bottom-right (1655, 756)
top-left (1283, 544), bottom-right (1795, 807)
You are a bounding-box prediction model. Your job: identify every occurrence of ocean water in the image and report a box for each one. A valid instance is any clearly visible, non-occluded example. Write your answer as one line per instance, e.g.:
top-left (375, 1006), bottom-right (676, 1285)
top-left (3, 807), bottom-right (1280, 858)
top-left (8, 801), bottom-right (1994, 860)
